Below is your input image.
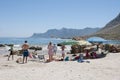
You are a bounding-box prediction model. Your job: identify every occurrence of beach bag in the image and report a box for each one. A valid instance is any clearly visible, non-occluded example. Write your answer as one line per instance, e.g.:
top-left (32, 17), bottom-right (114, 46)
top-left (65, 56), bottom-right (69, 61)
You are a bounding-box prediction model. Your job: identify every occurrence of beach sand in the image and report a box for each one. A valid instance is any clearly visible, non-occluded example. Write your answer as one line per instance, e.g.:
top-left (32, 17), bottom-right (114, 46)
top-left (0, 52), bottom-right (120, 80)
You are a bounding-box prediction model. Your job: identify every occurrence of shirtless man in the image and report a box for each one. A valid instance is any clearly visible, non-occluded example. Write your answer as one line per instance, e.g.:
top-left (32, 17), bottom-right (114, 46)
top-left (22, 41), bottom-right (29, 63)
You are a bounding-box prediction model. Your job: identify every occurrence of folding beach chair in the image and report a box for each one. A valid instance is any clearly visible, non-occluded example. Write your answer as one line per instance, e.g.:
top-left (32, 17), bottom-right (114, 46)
top-left (32, 55), bottom-right (37, 59)
top-left (38, 55), bottom-right (45, 62)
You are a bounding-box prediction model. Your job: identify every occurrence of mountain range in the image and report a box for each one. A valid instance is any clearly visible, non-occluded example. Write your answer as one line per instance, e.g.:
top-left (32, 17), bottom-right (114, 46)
top-left (31, 27), bottom-right (100, 38)
top-left (31, 13), bottom-right (120, 40)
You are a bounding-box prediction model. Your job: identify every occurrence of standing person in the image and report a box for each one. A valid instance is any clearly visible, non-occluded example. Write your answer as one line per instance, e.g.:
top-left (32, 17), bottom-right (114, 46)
top-left (8, 45), bottom-right (14, 61)
top-left (47, 42), bottom-right (53, 62)
top-left (53, 44), bottom-right (57, 55)
top-left (61, 45), bottom-right (66, 60)
top-left (22, 40), bottom-right (29, 63)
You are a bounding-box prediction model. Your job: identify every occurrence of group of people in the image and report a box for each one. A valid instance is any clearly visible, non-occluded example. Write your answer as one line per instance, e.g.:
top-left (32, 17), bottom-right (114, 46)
top-left (8, 41), bottom-right (66, 63)
top-left (47, 42), bottom-right (66, 62)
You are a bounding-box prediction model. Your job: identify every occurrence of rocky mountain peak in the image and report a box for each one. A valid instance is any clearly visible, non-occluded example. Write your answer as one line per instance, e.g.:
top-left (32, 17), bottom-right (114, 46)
top-left (103, 13), bottom-right (120, 29)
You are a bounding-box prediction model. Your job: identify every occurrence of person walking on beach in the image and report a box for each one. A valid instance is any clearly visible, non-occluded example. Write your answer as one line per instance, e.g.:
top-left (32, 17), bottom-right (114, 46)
top-left (8, 45), bottom-right (14, 61)
top-left (53, 44), bottom-right (57, 55)
top-left (22, 40), bottom-right (29, 63)
top-left (61, 45), bottom-right (66, 60)
top-left (47, 42), bottom-right (53, 62)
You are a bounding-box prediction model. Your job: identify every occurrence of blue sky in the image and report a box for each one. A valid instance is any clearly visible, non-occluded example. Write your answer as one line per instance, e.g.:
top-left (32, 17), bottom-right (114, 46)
top-left (0, 0), bottom-right (120, 37)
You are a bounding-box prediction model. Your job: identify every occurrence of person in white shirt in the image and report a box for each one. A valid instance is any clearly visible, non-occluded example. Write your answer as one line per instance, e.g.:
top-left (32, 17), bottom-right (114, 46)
top-left (53, 44), bottom-right (57, 55)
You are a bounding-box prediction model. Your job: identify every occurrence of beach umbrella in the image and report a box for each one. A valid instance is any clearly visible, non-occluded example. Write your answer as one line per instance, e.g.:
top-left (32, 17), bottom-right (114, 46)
top-left (87, 37), bottom-right (106, 43)
top-left (77, 40), bottom-right (92, 46)
top-left (58, 40), bottom-right (78, 45)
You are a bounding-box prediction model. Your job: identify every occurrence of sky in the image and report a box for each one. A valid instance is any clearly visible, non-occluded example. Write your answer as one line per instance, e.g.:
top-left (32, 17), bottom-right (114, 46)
top-left (0, 0), bottom-right (120, 37)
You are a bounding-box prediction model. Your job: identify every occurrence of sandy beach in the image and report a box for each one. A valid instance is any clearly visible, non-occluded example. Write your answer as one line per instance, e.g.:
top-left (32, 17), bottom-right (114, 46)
top-left (0, 0), bottom-right (120, 80)
top-left (0, 51), bottom-right (120, 80)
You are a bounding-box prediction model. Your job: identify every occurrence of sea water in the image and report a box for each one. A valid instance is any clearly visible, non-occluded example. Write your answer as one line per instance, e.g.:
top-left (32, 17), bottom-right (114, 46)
top-left (0, 37), bottom-right (70, 54)
top-left (0, 37), bottom-right (68, 45)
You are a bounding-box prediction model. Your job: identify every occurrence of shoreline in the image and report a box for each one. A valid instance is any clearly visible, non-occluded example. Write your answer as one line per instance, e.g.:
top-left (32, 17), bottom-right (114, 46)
top-left (0, 44), bottom-right (71, 55)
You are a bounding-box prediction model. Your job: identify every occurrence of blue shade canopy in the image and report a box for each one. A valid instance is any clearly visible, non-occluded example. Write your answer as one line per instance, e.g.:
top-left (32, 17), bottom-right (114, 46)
top-left (87, 37), bottom-right (106, 43)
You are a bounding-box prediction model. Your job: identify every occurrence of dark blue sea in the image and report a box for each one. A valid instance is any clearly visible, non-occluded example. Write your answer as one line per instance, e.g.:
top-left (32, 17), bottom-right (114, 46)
top-left (0, 37), bottom-right (68, 45)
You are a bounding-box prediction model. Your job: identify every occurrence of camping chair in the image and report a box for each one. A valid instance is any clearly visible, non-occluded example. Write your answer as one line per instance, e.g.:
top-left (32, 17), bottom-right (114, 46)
top-left (30, 54), bottom-right (45, 62)
top-left (38, 55), bottom-right (45, 62)
top-left (32, 55), bottom-right (37, 59)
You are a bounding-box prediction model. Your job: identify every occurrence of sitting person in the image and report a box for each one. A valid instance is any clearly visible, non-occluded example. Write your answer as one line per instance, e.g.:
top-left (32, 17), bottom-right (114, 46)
top-left (72, 53), bottom-right (84, 62)
top-left (16, 57), bottom-right (23, 63)
top-left (90, 51), bottom-right (97, 58)
top-left (85, 50), bottom-right (90, 59)
top-left (77, 53), bottom-right (84, 62)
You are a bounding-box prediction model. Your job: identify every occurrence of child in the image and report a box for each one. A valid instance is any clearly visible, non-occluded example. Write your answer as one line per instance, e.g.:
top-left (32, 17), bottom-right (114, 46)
top-left (8, 45), bottom-right (14, 61)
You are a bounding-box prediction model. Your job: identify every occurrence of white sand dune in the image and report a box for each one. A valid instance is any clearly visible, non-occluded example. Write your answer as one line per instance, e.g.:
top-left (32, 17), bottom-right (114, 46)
top-left (0, 52), bottom-right (120, 80)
